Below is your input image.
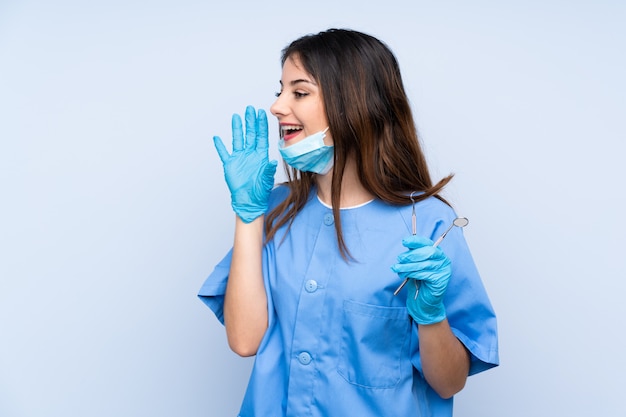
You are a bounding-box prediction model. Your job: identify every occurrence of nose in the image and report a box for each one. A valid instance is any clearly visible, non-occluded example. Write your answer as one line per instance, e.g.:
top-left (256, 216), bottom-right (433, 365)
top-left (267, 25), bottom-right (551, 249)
top-left (270, 94), bottom-right (287, 118)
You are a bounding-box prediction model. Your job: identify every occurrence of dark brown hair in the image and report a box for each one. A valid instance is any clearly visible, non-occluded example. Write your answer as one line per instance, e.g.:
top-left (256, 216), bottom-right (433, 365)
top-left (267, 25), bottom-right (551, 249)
top-left (265, 28), bottom-right (453, 258)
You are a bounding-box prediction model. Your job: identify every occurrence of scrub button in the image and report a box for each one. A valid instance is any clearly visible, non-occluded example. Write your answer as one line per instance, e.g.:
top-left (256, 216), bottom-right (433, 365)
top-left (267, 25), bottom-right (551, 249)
top-left (323, 213), bottom-right (334, 226)
top-left (298, 352), bottom-right (312, 365)
top-left (305, 279), bottom-right (318, 293)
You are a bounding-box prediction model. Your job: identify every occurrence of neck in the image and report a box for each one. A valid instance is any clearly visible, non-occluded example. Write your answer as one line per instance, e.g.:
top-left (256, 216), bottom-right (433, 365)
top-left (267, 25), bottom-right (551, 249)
top-left (316, 158), bottom-right (374, 208)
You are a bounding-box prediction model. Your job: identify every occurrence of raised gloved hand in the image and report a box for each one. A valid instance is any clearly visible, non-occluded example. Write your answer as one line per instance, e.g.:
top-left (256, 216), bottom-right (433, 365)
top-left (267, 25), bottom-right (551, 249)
top-left (391, 235), bottom-right (452, 325)
top-left (213, 105), bottom-right (278, 223)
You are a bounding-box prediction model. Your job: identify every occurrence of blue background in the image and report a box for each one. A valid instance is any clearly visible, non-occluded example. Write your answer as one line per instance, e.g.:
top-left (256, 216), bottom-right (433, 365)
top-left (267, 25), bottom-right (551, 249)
top-left (1, 1), bottom-right (624, 416)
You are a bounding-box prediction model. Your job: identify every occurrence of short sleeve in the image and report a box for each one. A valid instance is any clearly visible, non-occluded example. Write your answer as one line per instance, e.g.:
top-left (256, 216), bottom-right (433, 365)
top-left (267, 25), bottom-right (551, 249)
top-left (442, 227), bottom-right (499, 375)
top-left (197, 249), bottom-right (233, 325)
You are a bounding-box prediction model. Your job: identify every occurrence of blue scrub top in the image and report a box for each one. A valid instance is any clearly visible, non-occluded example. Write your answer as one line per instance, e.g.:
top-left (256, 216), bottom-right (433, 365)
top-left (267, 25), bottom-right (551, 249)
top-left (199, 185), bottom-right (499, 417)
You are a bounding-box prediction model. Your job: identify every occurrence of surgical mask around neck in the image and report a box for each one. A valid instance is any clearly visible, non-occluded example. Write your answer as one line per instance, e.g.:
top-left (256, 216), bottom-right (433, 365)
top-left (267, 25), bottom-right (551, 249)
top-left (278, 128), bottom-right (334, 174)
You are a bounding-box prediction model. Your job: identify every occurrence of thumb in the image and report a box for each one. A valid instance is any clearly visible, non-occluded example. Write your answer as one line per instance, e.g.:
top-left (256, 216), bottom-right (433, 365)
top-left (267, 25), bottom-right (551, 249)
top-left (263, 160), bottom-right (278, 182)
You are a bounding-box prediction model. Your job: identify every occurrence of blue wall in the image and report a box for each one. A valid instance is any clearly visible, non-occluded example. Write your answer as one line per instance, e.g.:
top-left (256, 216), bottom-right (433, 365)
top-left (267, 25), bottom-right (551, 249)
top-left (1, 1), bottom-right (624, 416)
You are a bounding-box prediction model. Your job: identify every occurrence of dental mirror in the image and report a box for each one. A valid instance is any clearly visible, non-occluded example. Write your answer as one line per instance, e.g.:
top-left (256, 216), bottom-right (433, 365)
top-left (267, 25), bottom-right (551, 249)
top-left (432, 217), bottom-right (469, 247)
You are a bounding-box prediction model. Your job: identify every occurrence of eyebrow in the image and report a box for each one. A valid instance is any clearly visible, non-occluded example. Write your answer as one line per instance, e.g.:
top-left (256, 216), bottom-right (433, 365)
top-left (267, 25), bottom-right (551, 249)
top-left (279, 79), bottom-right (317, 86)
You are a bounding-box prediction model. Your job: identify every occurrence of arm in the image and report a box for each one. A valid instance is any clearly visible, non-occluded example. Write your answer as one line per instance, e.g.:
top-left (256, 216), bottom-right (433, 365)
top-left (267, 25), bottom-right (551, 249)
top-left (392, 235), bottom-right (470, 398)
top-left (213, 105), bottom-right (277, 356)
top-left (419, 320), bottom-right (470, 398)
top-left (223, 216), bottom-right (268, 356)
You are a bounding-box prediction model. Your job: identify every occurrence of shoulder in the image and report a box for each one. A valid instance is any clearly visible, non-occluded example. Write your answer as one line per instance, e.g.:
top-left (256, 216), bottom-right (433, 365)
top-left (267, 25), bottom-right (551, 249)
top-left (419, 196), bottom-right (456, 216)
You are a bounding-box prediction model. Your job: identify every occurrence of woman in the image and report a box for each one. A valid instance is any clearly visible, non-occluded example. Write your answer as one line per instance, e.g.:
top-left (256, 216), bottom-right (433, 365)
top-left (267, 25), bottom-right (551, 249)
top-left (199, 28), bottom-right (498, 417)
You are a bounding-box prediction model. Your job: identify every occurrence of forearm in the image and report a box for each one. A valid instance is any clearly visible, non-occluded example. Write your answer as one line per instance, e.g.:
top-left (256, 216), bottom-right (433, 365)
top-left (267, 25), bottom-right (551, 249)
top-left (419, 319), bottom-right (470, 399)
top-left (223, 215), bottom-right (268, 357)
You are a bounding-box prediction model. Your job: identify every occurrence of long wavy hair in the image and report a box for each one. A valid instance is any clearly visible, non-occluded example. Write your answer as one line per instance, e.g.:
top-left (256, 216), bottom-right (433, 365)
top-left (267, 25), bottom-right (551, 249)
top-left (265, 28), bottom-right (453, 258)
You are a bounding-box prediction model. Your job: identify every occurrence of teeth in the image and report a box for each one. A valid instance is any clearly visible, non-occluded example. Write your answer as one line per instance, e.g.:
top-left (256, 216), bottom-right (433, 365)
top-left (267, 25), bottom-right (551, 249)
top-left (281, 125), bottom-right (302, 132)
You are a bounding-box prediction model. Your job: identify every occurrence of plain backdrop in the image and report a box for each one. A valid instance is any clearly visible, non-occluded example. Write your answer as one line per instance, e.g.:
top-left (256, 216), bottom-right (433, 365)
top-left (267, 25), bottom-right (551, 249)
top-left (1, 1), bottom-right (625, 416)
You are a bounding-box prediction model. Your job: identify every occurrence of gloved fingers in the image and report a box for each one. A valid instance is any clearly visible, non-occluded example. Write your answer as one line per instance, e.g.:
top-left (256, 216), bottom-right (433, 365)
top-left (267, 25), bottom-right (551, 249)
top-left (256, 109), bottom-right (269, 152)
top-left (401, 235), bottom-right (435, 249)
top-left (393, 267), bottom-right (449, 281)
top-left (391, 258), bottom-right (450, 275)
top-left (231, 113), bottom-right (244, 152)
top-left (396, 245), bottom-right (438, 263)
top-left (398, 246), bottom-right (438, 263)
top-left (244, 105), bottom-right (257, 148)
top-left (213, 136), bottom-right (231, 163)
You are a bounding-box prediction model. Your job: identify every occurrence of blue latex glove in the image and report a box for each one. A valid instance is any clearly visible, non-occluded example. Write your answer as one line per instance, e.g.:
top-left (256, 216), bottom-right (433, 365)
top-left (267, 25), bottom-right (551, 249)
top-left (213, 105), bottom-right (278, 223)
top-left (391, 235), bottom-right (452, 325)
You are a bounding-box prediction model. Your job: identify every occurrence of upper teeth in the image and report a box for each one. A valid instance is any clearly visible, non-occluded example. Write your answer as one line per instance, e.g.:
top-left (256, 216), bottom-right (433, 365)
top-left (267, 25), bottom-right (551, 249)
top-left (282, 125), bottom-right (302, 131)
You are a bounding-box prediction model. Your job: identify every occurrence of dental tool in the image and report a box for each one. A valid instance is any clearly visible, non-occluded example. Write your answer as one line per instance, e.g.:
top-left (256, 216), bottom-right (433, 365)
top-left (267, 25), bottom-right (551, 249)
top-left (393, 193), bottom-right (469, 297)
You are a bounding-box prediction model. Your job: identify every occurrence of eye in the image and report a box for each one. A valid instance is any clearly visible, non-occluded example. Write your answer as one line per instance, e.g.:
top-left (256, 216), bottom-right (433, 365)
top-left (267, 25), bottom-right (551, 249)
top-left (274, 91), bottom-right (282, 97)
top-left (294, 91), bottom-right (308, 98)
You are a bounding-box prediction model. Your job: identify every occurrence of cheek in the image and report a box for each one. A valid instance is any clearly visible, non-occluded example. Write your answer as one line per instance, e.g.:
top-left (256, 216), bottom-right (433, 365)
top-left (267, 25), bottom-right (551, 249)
top-left (314, 102), bottom-right (329, 128)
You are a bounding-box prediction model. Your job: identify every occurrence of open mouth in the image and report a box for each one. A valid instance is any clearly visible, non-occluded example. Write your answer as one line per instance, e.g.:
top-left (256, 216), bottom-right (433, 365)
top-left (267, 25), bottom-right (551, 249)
top-left (281, 124), bottom-right (303, 141)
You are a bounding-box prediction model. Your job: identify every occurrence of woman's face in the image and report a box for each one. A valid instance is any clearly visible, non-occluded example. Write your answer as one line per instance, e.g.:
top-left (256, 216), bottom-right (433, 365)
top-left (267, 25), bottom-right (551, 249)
top-left (270, 55), bottom-right (332, 147)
